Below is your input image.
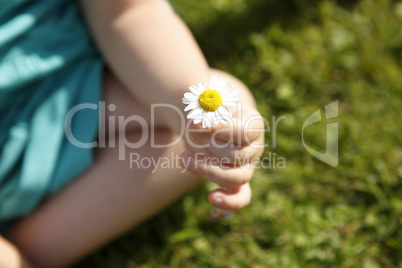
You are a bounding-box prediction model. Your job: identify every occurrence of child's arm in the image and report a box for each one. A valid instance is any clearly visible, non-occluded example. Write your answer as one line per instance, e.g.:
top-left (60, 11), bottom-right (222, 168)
top-left (80, 0), bottom-right (264, 211)
top-left (79, 0), bottom-right (256, 133)
top-left (80, 0), bottom-right (208, 133)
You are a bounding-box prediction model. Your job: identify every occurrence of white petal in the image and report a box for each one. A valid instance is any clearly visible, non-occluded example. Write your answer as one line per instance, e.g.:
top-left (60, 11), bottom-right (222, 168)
top-left (209, 75), bottom-right (219, 90)
top-left (193, 116), bottom-right (202, 124)
top-left (218, 80), bottom-right (228, 88)
top-left (222, 96), bottom-right (239, 102)
top-left (189, 85), bottom-right (202, 95)
top-left (194, 110), bottom-right (205, 123)
top-left (204, 111), bottom-right (214, 128)
top-left (215, 110), bottom-right (228, 123)
top-left (207, 112), bottom-right (216, 127)
top-left (199, 82), bottom-right (207, 91)
top-left (222, 97), bottom-right (239, 103)
top-left (202, 111), bottom-right (210, 128)
top-left (183, 97), bottom-right (197, 104)
top-left (223, 96), bottom-right (239, 102)
top-left (217, 106), bottom-right (232, 120)
top-left (184, 102), bottom-right (199, 111)
top-left (219, 117), bottom-right (229, 124)
top-left (213, 112), bottom-right (220, 125)
top-left (187, 107), bottom-right (203, 119)
top-left (184, 92), bottom-right (197, 99)
top-left (220, 89), bottom-right (238, 98)
top-left (217, 82), bottom-right (232, 94)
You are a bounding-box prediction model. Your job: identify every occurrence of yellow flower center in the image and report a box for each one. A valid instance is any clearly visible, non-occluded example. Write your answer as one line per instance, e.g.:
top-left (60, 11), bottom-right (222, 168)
top-left (198, 90), bottom-right (222, 112)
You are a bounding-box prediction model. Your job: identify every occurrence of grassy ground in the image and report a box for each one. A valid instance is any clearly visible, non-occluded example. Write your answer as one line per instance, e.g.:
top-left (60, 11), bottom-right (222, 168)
top-left (76, 0), bottom-right (402, 267)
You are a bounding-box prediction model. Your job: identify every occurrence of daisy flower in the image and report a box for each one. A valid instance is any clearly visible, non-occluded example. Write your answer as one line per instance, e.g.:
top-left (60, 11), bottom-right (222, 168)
top-left (182, 76), bottom-right (239, 128)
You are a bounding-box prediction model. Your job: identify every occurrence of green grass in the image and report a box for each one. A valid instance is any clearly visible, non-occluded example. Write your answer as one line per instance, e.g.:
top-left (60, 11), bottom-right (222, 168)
top-left (76, 0), bottom-right (402, 267)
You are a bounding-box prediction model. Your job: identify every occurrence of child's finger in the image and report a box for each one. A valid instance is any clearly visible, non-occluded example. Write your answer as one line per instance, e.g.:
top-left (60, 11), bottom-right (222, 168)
top-left (188, 133), bottom-right (263, 166)
top-left (188, 108), bottom-right (264, 146)
top-left (181, 150), bottom-right (254, 187)
top-left (208, 183), bottom-right (251, 211)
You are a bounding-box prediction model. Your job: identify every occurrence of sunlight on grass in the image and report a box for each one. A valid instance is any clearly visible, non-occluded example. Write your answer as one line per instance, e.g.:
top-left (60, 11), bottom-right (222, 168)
top-left (76, 1), bottom-right (402, 267)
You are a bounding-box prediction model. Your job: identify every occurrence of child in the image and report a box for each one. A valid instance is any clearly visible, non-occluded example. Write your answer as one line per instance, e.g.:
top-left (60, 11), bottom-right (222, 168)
top-left (0, 0), bottom-right (264, 267)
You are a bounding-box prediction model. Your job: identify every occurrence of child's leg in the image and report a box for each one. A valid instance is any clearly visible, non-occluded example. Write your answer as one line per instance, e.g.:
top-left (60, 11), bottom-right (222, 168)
top-left (4, 73), bottom-right (201, 268)
top-left (0, 236), bottom-right (32, 268)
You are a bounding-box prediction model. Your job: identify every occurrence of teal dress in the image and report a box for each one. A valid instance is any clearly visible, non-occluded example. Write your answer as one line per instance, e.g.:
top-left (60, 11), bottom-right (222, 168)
top-left (0, 0), bottom-right (103, 231)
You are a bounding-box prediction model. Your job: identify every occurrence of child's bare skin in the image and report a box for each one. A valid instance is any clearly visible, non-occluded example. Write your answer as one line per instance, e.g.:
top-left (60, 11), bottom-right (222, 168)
top-left (0, 1), bottom-right (264, 267)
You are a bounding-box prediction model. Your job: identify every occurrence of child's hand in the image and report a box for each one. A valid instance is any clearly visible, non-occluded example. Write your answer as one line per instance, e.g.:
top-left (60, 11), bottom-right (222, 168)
top-left (182, 105), bottom-right (265, 211)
